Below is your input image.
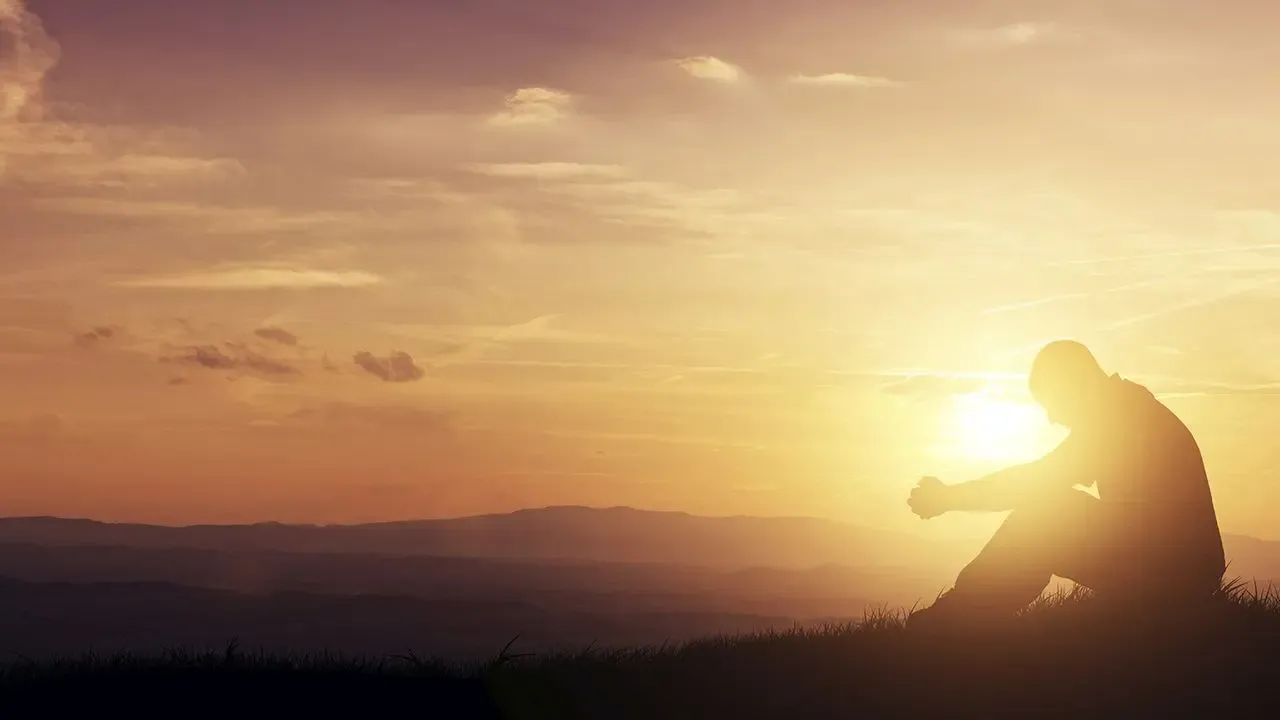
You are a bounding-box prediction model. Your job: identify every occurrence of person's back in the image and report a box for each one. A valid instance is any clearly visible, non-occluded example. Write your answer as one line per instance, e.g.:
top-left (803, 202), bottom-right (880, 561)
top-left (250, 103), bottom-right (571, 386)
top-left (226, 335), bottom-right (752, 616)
top-left (1081, 375), bottom-right (1226, 587)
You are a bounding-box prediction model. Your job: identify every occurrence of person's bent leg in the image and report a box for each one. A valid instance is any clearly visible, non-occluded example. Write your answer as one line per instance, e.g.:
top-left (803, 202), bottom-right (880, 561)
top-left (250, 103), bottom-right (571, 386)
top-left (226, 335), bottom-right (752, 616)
top-left (924, 488), bottom-right (1103, 621)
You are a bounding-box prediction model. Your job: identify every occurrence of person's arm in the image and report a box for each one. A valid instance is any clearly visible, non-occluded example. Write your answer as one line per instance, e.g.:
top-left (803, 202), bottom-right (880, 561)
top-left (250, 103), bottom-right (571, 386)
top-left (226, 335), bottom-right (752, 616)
top-left (942, 462), bottom-right (1041, 513)
top-left (942, 434), bottom-right (1085, 513)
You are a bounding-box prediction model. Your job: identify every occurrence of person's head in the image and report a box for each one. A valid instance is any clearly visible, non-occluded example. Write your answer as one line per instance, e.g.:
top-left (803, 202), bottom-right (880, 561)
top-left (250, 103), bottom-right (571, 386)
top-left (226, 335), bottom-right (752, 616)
top-left (1028, 339), bottom-right (1109, 427)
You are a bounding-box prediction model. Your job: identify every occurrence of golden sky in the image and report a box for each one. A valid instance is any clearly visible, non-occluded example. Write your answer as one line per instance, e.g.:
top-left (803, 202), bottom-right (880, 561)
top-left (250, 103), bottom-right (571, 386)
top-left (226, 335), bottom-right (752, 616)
top-left (3, 0), bottom-right (1280, 538)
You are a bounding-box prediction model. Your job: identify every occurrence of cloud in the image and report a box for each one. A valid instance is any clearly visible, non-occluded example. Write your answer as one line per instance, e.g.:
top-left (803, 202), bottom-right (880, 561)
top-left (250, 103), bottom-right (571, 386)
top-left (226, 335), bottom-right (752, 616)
top-left (1149, 379), bottom-right (1280, 397)
top-left (289, 402), bottom-right (450, 432)
top-left (73, 325), bottom-right (116, 349)
top-left (469, 162), bottom-right (628, 180)
top-left (1, 3), bottom-right (238, 187)
top-left (535, 178), bottom-right (761, 238)
top-left (37, 152), bottom-right (245, 188)
top-left (956, 22), bottom-right (1064, 49)
top-left (113, 265), bottom-right (386, 291)
top-left (163, 343), bottom-right (301, 378)
top-left (878, 373), bottom-right (1004, 398)
top-left (353, 163), bottom-right (778, 251)
top-left (38, 198), bottom-right (352, 233)
top-left (676, 56), bottom-right (743, 83)
top-left (388, 316), bottom-right (555, 347)
top-left (487, 87), bottom-right (572, 127)
top-left (0, 0), bottom-right (59, 174)
top-left (381, 314), bottom-right (616, 369)
top-left (995, 22), bottom-right (1050, 46)
top-left (179, 345), bottom-right (238, 371)
top-left (353, 351), bottom-right (425, 383)
top-left (253, 326), bottom-right (299, 346)
top-left (352, 166), bottom-right (758, 251)
top-left (787, 73), bottom-right (902, 88)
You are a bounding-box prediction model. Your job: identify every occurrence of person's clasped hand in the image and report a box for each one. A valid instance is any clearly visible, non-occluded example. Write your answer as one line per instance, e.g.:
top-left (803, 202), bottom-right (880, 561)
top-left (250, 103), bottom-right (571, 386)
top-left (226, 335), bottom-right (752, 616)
top-left (908, 476), bottom-right (951, 519)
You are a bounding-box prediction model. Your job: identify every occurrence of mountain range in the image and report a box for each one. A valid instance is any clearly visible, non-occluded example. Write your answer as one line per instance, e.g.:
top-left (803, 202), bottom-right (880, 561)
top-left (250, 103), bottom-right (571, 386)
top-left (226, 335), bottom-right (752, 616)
top-left (0, 506), bottom-right (1274, 660)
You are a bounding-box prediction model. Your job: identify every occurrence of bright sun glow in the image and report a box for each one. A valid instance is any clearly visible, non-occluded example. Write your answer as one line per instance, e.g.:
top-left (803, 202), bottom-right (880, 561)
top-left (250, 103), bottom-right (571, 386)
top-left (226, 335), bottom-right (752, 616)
top-left (946, 388), bottom-right (1049, 464)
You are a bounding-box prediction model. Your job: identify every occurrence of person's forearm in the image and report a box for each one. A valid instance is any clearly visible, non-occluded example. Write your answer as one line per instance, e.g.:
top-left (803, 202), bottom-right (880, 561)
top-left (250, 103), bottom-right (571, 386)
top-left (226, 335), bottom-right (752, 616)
top-left (944, 463), bottom-right (1037, 513)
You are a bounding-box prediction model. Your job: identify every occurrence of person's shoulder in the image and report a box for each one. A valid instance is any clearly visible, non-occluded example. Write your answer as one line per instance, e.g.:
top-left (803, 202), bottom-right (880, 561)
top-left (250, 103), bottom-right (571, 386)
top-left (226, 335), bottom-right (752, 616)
top-left (1100, 374), bottom-right (1163, 420)
top-left (1113, 373), bottom-right (1189, 426)
top-left (1112, 373), bottom-right (1153, 399)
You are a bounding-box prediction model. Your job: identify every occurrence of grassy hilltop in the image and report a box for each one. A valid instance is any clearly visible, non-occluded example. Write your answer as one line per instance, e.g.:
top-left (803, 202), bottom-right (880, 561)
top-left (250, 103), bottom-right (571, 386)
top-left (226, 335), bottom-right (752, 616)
top-left (3, 583), bottom-right (1279, 718)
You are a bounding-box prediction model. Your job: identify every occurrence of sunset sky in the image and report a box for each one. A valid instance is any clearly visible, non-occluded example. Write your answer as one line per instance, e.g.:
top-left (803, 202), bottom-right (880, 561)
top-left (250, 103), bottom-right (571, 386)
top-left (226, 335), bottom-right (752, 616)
top-left (3, 0), bottom-right (1280, 539)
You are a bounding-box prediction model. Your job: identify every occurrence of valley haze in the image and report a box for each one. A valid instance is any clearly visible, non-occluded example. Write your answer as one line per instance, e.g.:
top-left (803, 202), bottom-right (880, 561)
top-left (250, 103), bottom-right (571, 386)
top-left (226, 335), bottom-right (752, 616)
top-left (1, 506), bottom-right (1277, 662)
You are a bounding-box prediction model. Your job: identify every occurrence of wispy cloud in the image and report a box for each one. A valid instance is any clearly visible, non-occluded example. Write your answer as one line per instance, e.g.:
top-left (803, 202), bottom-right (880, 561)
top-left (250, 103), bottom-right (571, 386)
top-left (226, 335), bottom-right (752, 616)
top-left (981, 276), bottom-right (1170, 315)
top-left (7, 123), bottom-right (250, 189)
top-left (73, 325), bottom-right (116, 349)
top-left (112, 265), bottom-right (386, 291)
top-left (361, 165), bottom-right (762, 249)
top-left (289, 402), bottom-right (450, 432)
top-left (37, 152), bottom-right (245, 188)
top-left (1043, 242), bottom-right (1280, 268)
top-left (996, 22), bottom-right (1048, 46)
top-left (161, 343), bottom-right (301, 379)
top-left (538, 178), bottom-right (760, 237)
top-left (37, 197), bottom-right (351, 233)
top-left (487, 87), bottom-right (572, 127)
top-left (382, 314), bottom-right (616, 368)
top-left (1100, 275), bottom-right (1280, 331)
top-left (787, 73), bottom-right (902, 88)
top-left (878, 373), bottom-right (995, 398)
top-left (956, 22), bottom-right (1064, 49)
top-left (676, 56), bottom-right (743, 83)
top-left (253, 326), bottom-right (299, 346)
top-left (469, 162), bottom-right (628, 180)
top-left (1151, 379), bottom-right (1280, 398)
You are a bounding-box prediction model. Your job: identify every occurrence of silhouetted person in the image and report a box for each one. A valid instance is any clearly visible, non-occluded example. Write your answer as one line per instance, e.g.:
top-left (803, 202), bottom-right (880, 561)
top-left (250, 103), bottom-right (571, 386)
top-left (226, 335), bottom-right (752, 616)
top-left (907, 339), bottom-right (1226, 628)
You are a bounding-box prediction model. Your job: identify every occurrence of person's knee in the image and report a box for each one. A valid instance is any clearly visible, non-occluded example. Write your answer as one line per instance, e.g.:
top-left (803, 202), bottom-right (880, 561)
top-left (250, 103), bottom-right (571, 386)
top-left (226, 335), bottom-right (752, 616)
top-left (1001, 489), bottom-right (1099, 551)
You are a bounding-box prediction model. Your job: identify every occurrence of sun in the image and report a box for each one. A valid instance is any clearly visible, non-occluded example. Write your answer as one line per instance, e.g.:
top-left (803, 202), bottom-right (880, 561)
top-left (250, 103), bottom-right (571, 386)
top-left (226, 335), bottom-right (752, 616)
top-left (943, 387), bottom-right (1051, 464)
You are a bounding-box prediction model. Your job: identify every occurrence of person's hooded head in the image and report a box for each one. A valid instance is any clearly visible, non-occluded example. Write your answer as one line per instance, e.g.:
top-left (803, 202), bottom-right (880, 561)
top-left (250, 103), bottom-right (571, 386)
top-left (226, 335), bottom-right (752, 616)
top-left (1028, 340), bottom-right (1110, 428)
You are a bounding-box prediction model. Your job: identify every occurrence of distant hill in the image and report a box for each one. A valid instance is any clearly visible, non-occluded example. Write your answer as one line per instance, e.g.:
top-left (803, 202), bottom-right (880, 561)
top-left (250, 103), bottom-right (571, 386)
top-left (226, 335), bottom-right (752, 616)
top-left (0, 506), bottom-right (1274, 580)
top-left (0, 507), bottom-right (1276, 664)
top-left (0, 506), bottom-right (962, 570)
top-left (0, 542), bottom-right (949, 620)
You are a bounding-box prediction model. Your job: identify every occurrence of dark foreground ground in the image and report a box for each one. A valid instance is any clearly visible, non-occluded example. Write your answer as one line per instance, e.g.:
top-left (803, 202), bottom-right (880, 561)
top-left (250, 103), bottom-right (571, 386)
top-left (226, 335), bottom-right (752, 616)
top-left (3, 584), bottom-right (1279, 719)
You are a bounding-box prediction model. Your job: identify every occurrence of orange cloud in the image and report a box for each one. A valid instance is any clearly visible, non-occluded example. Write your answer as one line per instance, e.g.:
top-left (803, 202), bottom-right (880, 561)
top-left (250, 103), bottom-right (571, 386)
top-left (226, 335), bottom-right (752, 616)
top-left (1, 2), bottom-right (239, 187)
top-left (470, 162), bottom-right (628, 180)
top-left (254, 327), bottom-right (299, 346)
top-left (112, 266), bottom-right (386, 291)
top-left (676, 56), bottom-right (743, 83)
top-left (955, 22), bottom-right (1067, 49)
top-left (0, 0), bottom-right (58, 172)
top-left (38, 152), bottom-right (245, 188)
top-left (73, 326), bottom-right (117, 350)
top-left (353, 351), bottom-right (425, 383)
top-left (163, 344), bottom-right (302, 378)
top-left (487, 87), bottom-right (573, 127)
top-left (787, 73), bottom-right (902, 88)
